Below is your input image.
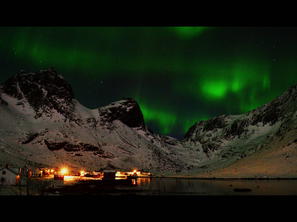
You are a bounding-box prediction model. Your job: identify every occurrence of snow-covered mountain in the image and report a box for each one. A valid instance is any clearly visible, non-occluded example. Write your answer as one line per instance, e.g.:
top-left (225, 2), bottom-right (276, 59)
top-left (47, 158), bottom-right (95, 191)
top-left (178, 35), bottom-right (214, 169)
top-left (182, 83), bottom-right (297, 177)
top-left (1, 69), bottom-right (297, 177)
top-left (0, 69), bottom-right (198, 174)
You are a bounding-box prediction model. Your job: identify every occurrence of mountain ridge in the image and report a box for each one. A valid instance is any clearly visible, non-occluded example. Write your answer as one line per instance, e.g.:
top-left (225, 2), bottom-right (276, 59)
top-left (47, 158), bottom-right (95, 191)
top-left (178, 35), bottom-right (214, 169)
top-left (1, 68), bottom-right (297, 177)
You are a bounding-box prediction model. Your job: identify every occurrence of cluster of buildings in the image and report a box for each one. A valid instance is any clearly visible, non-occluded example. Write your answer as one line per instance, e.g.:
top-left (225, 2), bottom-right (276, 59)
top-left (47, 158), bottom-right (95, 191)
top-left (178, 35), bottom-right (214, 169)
top-left (0, 165), bottom-right (30, 186)
top-left (0, 164), bottom-right (152, 185)
top-left (115, 169), bottom-right (152, 179)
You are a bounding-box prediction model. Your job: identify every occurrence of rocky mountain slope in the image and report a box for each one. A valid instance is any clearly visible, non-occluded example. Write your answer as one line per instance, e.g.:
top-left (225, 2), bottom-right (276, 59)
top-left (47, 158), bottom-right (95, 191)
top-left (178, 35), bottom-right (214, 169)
top-left (1, 68), bottom-right (297, 177)
top-left (182, 83), bottom-right (297, 177)
top-left (0, 69), bottom-right (200, 174)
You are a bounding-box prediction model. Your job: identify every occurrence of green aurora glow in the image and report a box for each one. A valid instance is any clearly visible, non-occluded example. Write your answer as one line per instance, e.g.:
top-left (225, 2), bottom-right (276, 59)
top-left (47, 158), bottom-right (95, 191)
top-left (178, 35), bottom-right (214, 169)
top-left (0, 27), bottom-right (296, 138)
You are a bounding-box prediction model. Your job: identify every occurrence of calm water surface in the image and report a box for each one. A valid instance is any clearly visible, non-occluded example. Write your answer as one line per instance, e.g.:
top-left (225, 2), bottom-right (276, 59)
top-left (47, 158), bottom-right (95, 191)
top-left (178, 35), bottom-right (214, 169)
top-left (4, 177), bottom-right (297, 196)
top-left (117, 178), bottom-right (297, 196)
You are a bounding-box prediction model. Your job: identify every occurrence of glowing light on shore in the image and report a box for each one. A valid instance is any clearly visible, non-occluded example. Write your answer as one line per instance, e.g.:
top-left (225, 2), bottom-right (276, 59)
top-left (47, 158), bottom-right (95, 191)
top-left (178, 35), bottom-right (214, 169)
top-left (130, 169), bottom-right (141, 176)
top-left (63, 176), bottom-right (78, 184)
top-left (60, 167), bottom-right (69, 176)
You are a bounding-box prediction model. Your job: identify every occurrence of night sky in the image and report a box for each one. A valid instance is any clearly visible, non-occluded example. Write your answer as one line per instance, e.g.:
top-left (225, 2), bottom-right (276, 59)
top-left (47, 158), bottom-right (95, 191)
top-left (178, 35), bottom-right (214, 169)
top-left (0, 27), bottom-right (296, 138)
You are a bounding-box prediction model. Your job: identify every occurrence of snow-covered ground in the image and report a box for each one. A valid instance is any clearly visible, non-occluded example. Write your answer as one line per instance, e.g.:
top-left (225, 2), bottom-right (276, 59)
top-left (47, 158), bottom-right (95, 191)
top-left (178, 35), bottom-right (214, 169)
top-left (1, 69), bottom-right (297, 177)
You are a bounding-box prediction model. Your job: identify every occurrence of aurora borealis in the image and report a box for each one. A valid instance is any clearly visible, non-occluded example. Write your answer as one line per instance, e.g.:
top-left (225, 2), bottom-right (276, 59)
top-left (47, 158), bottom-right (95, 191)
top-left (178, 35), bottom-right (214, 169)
top-left (0, 27), bottom-right (296, 138)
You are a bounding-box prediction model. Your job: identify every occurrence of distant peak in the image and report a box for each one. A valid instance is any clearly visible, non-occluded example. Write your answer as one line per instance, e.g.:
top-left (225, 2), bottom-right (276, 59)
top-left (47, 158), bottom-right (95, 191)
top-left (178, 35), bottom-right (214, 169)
top-left (99, 98), bottom-right (145, 128)
top-left (1, 68), bottom-right (74, 119)
top-left (16, 67), bottom-right (61, 78)
top-left (2, 68), bottom-right (73, 99)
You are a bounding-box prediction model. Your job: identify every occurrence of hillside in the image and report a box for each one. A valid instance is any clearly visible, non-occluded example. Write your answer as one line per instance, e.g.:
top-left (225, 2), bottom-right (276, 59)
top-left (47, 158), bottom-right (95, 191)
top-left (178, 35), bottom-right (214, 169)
top-left (1, 68), bottom-right (297, 177)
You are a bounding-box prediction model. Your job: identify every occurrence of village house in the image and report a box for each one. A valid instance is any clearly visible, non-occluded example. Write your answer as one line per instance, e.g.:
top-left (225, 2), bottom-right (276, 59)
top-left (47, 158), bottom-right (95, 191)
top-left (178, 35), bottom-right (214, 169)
top-left (102, 170), bottom-right (116, 180)
top-left (0, 167), bottom-right (22, 185)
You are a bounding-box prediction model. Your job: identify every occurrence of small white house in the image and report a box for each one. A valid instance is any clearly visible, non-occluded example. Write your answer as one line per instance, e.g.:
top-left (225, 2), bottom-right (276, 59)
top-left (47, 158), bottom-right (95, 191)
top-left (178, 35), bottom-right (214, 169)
top-left (0, 167), bottom-right (21, 185)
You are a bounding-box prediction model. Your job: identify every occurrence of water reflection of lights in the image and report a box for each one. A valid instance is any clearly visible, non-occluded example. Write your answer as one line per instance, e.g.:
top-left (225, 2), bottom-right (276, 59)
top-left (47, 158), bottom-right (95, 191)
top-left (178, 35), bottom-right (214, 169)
top-left (62, 175), bottom-right (151, 186)
top-left (137, 177), bottom-right (151, 185)
top-left (131, 178), bottom-right (152, 186)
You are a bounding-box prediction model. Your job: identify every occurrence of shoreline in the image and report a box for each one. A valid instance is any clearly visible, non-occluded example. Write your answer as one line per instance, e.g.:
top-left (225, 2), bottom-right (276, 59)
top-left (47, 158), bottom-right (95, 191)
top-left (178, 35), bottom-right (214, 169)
top-left (152, 176), bottom-right (297, 180)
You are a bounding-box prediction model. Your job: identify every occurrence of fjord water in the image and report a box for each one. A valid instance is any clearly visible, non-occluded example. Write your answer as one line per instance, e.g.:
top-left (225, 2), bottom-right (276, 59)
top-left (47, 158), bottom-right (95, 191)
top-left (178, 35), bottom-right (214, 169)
top-left (124, 178), bottom-right (297, 195)
top-left (2, 177), bottom-right (297, 195)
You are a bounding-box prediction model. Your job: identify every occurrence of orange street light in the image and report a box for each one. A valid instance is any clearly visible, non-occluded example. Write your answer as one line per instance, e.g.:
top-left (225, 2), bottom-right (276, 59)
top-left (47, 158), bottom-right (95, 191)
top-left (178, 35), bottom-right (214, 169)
top-left (60, 167), bottom-right (69, 176)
